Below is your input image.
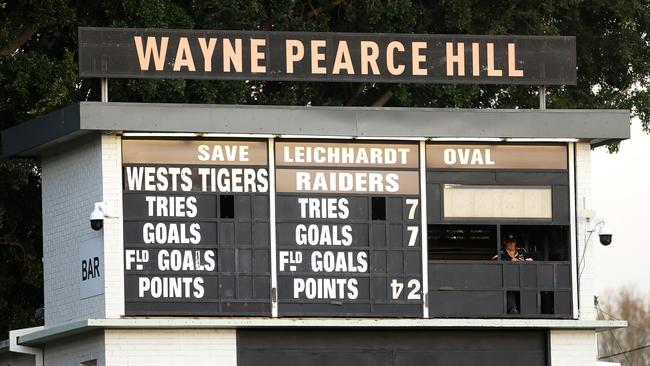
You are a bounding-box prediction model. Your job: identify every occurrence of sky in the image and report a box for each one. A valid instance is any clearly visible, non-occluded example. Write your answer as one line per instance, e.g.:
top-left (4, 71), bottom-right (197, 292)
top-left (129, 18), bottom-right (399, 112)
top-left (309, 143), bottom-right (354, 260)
top-left (592, 117), bottom-right (650, 296)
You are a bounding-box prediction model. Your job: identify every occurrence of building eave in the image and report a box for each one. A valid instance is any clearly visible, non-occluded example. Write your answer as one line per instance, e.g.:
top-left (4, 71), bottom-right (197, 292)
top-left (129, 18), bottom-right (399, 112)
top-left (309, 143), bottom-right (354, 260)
top-left (2, 102), bottom-right (631, 157)
top-left (16, 317), bottom-right (627, 347)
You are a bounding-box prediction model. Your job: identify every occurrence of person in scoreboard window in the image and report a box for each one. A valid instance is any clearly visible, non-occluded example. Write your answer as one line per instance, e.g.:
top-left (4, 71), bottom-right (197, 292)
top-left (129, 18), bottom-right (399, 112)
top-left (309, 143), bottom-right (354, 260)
top-left (492, 234), bottom-right (534, 262)
top-left (492, 234), bottom-right (533, 315)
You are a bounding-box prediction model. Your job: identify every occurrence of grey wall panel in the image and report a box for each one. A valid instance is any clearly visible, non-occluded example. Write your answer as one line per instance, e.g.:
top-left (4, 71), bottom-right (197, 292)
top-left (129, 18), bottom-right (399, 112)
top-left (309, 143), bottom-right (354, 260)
top-left (504, 264), bottom-right (520, 287)
top-left (495, 171), bottom-right (567, 184)
top-left (521, 290), bottom-right (538, 314)
top-left (556, 290), bottom-right (572, 314)
top-left (429, 263), bottom-right (502, 288)
top-left (553, 187), bottom-right (570, 223)
top-left (238, 329), bottom-right (547, 366)
top-left (556, 264), bottom-right (572, 288)
top-left (538, 264), bottom-right (555, 288)
top-left (427, 170), bottom-right (497, 184)
top-left (429, 291), bottom-right (504, 316)
top-left (427, 261), bottom-right (572, 318)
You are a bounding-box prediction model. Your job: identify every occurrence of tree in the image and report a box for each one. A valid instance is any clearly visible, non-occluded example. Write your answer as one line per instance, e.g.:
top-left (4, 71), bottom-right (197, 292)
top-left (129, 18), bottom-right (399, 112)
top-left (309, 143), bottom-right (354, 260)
top-left (598, 286), bottom-right (650, 366)
top-left (1, 0), bottom-right (649, 336)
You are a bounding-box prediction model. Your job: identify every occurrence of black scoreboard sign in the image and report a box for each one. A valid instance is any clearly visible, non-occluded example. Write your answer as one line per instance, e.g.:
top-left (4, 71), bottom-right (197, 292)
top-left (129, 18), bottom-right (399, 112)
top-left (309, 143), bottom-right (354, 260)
top-left (275, 142), bottom-right (423, 316)
top-left (122, 139), bottom-right (271, 315)
top-left (121, 139), bottom-right (575, 317)
top-left (122, 138), bottom-right (425, 317)
top-left (79, 27), bottom-right (576, 85)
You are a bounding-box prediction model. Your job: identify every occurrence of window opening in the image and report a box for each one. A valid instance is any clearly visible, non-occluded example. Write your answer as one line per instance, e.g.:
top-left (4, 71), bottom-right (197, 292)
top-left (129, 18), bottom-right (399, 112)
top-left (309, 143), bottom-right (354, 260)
top-left (499, 226), bottom-right (569, 261)
top-left (506, 291), bottom-right (521, 314)
top-left (428, 224), bottom-right (497, 260)
top-left (371, 197), bottom-right (386, 221)
top-left (540, 291), bottom-right (555, 314)
top-left (220, 195), bottom-right (235, 218)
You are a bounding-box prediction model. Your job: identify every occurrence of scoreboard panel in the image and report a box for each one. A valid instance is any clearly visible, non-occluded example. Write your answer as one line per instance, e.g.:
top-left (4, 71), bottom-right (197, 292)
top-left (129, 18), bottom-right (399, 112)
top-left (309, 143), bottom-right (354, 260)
top-left (122, 139), bottom-right (271, 315)
top-left (121, 138), bottom-right (425, 317)
top-left (274, 141), bottom-right (424, 317)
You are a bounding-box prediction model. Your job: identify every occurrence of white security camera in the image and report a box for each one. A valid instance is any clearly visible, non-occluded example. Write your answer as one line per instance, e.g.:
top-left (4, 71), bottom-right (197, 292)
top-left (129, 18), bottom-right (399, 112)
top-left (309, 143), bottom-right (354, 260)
top-left (90, 202), bottom-right (105, 231)
top-left (90, 202), bottom-right (117, 231)
top-left (598, 222), bottom-right (612, 246)
top-left (589, 218), bottom-right (613, 246)
top-left (599, 233), bottom-right (613, 246)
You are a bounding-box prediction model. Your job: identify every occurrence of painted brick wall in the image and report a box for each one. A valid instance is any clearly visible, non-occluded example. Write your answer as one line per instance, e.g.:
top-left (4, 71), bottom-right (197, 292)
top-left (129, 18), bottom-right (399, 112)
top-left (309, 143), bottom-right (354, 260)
top-left (550, 329), bottom-right (597, 366)
top-left (43, 331), bottom-right (105, 366)
top-left (101, 135), bottom-right (125, 318)
top-left (41, 134), bottom-right (105, 326)
top-left (575, 142), bottom-right (596, 320)
top-left (104, 329), bottom-right (237, 365)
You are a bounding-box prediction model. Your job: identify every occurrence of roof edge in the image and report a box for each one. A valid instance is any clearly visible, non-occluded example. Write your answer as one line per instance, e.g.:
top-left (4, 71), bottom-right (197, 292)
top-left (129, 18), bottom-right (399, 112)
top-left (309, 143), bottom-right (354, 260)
top-left (17, 317), bottom-right (627, 346)
top-left (2, 103), bottom-right (81, 157)
top-left (2, 102), bottom-right (631, 158)
top-left (0, 339), bottom-right (9, 354)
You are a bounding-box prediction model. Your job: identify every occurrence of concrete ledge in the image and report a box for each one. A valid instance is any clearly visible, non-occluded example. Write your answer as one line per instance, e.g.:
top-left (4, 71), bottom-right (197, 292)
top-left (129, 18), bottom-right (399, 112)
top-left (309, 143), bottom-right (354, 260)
top-left (17, 317), bottom-right (627, 346)
top-left (3, 102), bottom-right (630, 157)
top-left (0, 339), bottom-right (9, 354)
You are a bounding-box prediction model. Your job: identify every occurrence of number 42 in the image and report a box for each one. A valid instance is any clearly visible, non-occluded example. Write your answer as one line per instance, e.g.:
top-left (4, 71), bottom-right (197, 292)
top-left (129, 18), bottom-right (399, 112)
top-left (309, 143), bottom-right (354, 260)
top-left (390, 279), bottom-right (421, 300)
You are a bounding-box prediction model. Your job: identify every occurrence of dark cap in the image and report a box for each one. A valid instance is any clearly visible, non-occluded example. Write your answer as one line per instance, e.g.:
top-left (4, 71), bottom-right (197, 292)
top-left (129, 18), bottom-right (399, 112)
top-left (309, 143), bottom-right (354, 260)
top-left (505, 234), bottom-right (517, 242)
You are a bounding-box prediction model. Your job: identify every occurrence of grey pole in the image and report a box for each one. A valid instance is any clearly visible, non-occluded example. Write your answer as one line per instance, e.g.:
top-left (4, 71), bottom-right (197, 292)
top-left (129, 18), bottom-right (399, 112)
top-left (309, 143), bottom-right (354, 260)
top-left (539, 86), bottom-right (546, 109)
top-left (101, 78), bottom-right (108, 103)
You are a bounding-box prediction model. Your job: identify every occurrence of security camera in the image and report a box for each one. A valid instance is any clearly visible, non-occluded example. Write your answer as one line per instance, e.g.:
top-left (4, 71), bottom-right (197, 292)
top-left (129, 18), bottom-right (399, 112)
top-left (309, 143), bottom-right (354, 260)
top-left (90, 203), bottom-right (105, 231)
top-left (599, 233), bottom-right (613, 246)
top-left (588, 218), bottom-right (613, 246)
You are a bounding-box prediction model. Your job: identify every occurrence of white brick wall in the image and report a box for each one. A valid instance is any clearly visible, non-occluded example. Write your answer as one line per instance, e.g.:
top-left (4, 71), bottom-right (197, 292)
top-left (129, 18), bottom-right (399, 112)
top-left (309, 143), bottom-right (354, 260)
top-left (104, 329), bottom-right (237, 366)
top-left (41, 134), bottom-right (105, 326)
top-left (550, 329), bottom-right (597, 366)
top-left (43, 330), bottom-right (104, 366)
top-left (575, 143), bottom-right (596, 320)
top-left (101, 135), bottom-right (125, 318)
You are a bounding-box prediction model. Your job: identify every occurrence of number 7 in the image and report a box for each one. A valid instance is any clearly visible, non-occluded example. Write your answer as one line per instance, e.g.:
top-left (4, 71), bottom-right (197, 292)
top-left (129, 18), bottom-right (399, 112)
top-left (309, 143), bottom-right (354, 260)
top-left (407, 226), bottom-right (419, 246)
top-left (406, 199), bottom-right (419, 220)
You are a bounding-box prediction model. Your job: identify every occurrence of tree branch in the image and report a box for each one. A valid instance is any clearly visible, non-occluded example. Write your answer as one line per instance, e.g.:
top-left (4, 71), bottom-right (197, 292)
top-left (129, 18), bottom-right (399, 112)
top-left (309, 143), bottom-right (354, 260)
top-left (0, 24), bottom-right (38, 56)
top-left (372, 90), bottom-right (393, 107)
top-left (307, 0), bottom-right (344, 17)
top-left (346, 84), bottom-right (365, 106)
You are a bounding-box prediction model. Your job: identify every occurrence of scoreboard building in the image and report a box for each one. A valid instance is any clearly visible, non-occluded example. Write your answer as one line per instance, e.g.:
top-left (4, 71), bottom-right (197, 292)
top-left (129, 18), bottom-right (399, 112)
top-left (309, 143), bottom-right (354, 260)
top-left (0, 28), bottom-right (630, 366)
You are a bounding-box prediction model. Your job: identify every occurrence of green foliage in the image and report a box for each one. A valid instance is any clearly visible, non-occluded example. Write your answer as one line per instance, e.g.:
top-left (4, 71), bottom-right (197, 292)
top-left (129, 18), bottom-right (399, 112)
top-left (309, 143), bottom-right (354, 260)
top-left (0, 0), bottom-right (649, 336)
top-left (0, 159), bottom-right (42, 336)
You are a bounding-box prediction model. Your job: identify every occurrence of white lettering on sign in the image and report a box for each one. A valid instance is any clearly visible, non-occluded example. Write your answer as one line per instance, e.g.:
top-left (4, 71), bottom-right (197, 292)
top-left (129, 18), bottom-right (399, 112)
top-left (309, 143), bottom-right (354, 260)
top-left (298, 198), bottom-right (349, 219)
top-left (197, 144), bottom-right (249, 162)
top-left (295, 224), bottom-right (353, 246)
top-left (283, 146), bottom-right (410, 165)
top-left (390, 279), bottom-right (422, 300)
top-left (138, 276), bottom-right (205, 298)
top-left (126, 249), bottom-right (149, 270)
top-left (295, 171), bottom-right (399, 192)
top-left (442, 148), bottom-right (495, 166)
top-left (125, 166), bottom-right (193, 191)
top-left (145, 196), bottom-right (197, 217)
top-left (157, 250), bottom-right (216, 271)
top-left (310, 251), bottom-right (368, 273)
top-left (293, 277), bottom-right (359, 300)
top-left (142, 223), bottom-right (202, 244)
top-left (279, 250), bottom-right (303, 272)
top-left (197, 167), bottom-right (269, 193)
